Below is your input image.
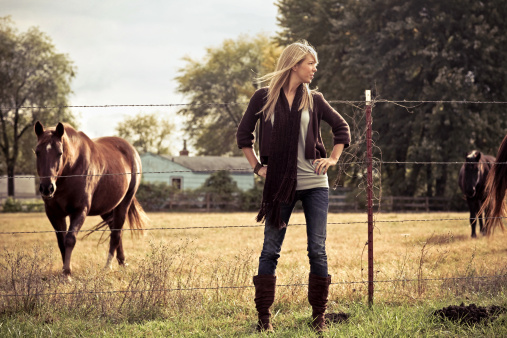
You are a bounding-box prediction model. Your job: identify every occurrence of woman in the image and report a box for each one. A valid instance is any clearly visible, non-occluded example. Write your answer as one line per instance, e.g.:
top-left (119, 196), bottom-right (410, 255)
top-left (236, 40), bottom-right (351, 332)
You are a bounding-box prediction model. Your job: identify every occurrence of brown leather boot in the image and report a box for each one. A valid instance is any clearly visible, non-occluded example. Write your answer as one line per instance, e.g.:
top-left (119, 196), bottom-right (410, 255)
top-left (308, 273), bottom-right (332, 332)
top-left (253, 274), bottom-right (276, 332)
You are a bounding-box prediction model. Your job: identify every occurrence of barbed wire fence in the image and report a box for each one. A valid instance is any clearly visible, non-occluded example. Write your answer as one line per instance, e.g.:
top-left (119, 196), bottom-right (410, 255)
top-left (1, 95), bottom-right (507, 302)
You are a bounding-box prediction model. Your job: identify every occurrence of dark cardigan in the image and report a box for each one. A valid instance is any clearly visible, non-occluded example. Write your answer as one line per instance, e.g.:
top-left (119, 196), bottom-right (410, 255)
top-left (236, 87), bottom-right (351, 164)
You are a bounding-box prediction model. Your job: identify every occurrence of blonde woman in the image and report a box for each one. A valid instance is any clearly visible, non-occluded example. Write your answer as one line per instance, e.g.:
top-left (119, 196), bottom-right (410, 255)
top-left (236, 40), bottom-right (350, 332)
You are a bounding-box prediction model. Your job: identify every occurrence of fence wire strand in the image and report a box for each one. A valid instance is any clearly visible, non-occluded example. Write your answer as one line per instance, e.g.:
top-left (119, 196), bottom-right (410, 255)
top-left (4, 98), bottom-right (507, 110)
top-left (0, 217), bottom-right (506, 235)
top-left (3, 161), bottom-right (507, 181)
top-left (2, 274), bottom-right (505, 298)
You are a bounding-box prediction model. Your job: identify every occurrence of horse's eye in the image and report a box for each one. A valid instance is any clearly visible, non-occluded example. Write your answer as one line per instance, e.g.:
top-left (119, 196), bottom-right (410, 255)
top-left (57, 152), bottom-right (63, 157)
top-left (35, 151), bottom-right (40, 157)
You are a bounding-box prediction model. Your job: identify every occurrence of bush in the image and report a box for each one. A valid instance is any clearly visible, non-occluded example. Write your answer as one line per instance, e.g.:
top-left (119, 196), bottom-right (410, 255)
top-left (199, 170), bottom-right (239, 197)
top-left (1, 198), bottom-right (45, 213)
top-left (2, 197), bottom-right (23, 212)
top-left (239, 185), bottom-right (263, 211)
top-left (136, 182), bottom-right (178, 211)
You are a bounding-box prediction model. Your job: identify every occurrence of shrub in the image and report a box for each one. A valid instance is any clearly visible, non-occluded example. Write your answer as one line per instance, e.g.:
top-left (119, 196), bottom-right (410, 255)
top-left (239, 185), bottom-right (263, 211)
top-left (136, 182), bottom-right (178, 211)
top-left (1, 198), bottom-right (45, 213)
top-left (2, 197), bottom-right (23, 212)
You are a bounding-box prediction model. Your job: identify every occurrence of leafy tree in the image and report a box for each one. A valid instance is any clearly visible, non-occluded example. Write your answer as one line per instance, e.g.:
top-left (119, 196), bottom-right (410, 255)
top-left (116, 112), bottom-right (174, 155)
top-left (276, 0), bottom-right (507, 198)
top-left (176, 33), bottom-right (282, 156)
top-left (200, 170), bottom-right (239, 195)
top-left (198, 170), bottom-right (240, 208)
top-left (0, 16), bottom-right (76, 196)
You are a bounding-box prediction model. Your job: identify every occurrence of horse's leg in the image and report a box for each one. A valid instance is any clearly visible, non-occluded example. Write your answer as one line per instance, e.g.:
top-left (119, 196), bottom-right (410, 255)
top-left (63, 210), bottom-right (87, 278)
top-left (100, 211), bottom-right (116, 270)
top-left (46, 213), bottom-right (67, 265)
top-left (467, 198), bottom-right (478, 238)
top-left (107, 198), bottom-right (132, 268)
top-left (478, 201), bottom-right (485, 235)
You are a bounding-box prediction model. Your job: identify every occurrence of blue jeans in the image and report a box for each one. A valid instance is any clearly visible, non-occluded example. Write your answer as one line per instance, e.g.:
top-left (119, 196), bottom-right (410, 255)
top-left (258, 187), bottom-right (329, 277)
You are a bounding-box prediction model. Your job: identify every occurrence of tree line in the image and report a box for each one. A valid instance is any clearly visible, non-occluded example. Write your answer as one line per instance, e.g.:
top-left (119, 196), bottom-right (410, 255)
top-left (2, 1), bottom-right (507, 200)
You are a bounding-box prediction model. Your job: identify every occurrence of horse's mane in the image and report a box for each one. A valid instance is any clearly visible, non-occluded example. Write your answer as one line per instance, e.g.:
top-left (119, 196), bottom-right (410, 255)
top-left (482, 136), bottom-right (507, 234)
top-left (61, 123), bottom-right (93, 145)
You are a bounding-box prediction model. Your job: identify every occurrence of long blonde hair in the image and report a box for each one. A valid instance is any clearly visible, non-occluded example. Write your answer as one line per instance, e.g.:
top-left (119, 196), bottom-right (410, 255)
top-left (256, 40), bottom-right (318, 121)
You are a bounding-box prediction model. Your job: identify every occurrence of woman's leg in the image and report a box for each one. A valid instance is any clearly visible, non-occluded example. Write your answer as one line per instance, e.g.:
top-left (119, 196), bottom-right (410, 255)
top-left (257, 199), bottom-right (297, 275)
top-left (301, 187), bottom-right (331, 332)
top-left (254, 198), bottom-right (297, 331)
top-left (301, 187), bottom-right (329, 277)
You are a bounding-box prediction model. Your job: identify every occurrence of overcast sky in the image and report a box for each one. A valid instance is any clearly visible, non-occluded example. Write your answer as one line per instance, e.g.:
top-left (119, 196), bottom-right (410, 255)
top-left (3, 0), bottom-right (279, 151)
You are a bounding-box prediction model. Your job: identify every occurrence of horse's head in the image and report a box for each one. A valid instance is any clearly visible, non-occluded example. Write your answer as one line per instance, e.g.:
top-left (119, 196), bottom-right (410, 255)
top-left (464, 150), bottom-right (482, 198)
top-left (34, 121), bottom-right (66, 199)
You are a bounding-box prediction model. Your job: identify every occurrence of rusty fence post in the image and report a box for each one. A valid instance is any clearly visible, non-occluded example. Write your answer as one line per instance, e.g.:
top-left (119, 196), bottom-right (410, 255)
top-left (365, 89), bottom-right (374, 306)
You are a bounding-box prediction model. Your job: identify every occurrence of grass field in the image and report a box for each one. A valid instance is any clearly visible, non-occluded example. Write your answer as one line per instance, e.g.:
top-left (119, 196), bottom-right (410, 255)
top-left (0, 211), bottom-right (506, 337)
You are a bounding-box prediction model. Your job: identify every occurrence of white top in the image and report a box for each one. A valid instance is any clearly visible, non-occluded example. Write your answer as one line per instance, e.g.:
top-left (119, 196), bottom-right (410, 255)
top-left (296, 109), bottom-right (329, 190)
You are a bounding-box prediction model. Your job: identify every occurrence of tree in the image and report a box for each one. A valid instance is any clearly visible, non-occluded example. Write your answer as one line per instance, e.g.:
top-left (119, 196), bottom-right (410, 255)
top-left (175, 33), bottom-right (282, 156)
top-left (0, 16), bottom-right (76, 196)
top-left (200, 170), bottom-right (239, 195)
top-left (276, 0), bottom-right (507, 198)
top-left (115, 112), bottom-right (174, 155)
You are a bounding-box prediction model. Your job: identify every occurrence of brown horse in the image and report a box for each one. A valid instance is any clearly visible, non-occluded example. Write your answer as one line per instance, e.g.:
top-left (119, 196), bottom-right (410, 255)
top-left (458, 150), bottom-right (495, 237)
top-left (34, 121), bottom-right (148, 279)
top-left (482, 135), bottom-right (507, 235)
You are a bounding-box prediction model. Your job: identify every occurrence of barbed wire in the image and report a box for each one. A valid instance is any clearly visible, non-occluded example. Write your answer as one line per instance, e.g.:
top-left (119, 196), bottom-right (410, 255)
top-left (3, 160), bottom-right (507, 181)
top-left (0, 217), bottom-right (505, 235)
top-left (4, 98), bottom-right (507, 110)
top-left (1, 273), bottom-right (505, 298)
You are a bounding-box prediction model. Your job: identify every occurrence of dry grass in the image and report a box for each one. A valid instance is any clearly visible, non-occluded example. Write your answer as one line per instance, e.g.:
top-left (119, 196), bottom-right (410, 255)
top-left (0, 211), bottom-right (506, 322)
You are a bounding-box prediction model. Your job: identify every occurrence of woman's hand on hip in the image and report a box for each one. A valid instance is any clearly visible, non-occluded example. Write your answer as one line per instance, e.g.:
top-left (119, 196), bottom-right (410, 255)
top-left (313, 158), bottom-right (338, 175)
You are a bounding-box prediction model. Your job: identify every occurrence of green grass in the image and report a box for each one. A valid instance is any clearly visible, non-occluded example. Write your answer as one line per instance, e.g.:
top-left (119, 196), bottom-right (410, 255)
top-left (1, 296), bottom-right (506, 337)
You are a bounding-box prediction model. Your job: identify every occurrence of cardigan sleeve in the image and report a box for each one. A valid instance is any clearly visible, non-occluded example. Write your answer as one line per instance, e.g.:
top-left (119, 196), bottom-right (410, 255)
top-left (315, 93), bottom-right (351, 148)
top-left (236, 88), bottom-right (267, 149)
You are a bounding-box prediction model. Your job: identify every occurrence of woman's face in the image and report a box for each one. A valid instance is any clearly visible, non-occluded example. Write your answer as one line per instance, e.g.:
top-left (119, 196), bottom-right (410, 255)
top-left (292, 54), bottom-right (318, 84)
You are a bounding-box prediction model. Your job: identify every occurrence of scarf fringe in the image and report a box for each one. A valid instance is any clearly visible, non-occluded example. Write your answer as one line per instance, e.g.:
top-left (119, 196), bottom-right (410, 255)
top-left (273, 177), bottom-right (297, 204)
top-left (257, 177), bottom-right (296, 229)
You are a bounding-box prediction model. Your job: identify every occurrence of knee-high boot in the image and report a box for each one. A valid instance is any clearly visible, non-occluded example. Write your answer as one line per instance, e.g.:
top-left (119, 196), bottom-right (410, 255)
top-left (308, 273), bottom-right (331, 332)
top-left (253, 274), bottom-right (276, 332)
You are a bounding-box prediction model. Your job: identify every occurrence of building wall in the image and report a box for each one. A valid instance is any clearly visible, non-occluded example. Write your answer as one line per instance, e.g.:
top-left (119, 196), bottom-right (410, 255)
top-left (0, 176), bottom-right (37, 200)
top-left (140, 153), bottom-right (254, 191)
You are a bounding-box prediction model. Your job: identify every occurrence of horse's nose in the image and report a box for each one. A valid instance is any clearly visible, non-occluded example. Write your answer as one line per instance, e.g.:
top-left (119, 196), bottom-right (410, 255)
top-left (39, 183), bottom-right (55, 197)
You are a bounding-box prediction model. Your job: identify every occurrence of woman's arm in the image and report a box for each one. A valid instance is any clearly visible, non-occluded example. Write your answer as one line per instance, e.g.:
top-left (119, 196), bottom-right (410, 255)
top-left (315, 93), bottom-right (351, 148)
top-left (242, 147), bottom-right (267, 178)
top-left (313, 143), bottom-right (344, 175)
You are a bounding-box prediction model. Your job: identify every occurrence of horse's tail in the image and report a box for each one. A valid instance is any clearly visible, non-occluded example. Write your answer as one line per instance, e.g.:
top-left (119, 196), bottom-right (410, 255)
top-left (126, 196), bottom-right (148, 238)
top-left (482, 135), bottom-right (507, 235)
top-left (83, 197), bottom-right (148, 240)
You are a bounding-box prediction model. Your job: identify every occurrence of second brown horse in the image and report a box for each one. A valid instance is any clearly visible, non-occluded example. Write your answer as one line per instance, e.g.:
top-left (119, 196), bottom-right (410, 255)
top-left (458, 150), bottom-right (495, 237)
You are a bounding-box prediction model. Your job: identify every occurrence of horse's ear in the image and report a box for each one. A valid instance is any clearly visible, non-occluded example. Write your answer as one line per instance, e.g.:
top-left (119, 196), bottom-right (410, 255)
top-left (34, 121), bottom-right (44, 138)
top-left (55, 123), bottom-right (65, 139)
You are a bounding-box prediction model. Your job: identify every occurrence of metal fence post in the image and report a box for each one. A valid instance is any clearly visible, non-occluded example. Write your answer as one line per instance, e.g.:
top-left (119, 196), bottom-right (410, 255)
top-left (365, 89), bottom-right (374, 306)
